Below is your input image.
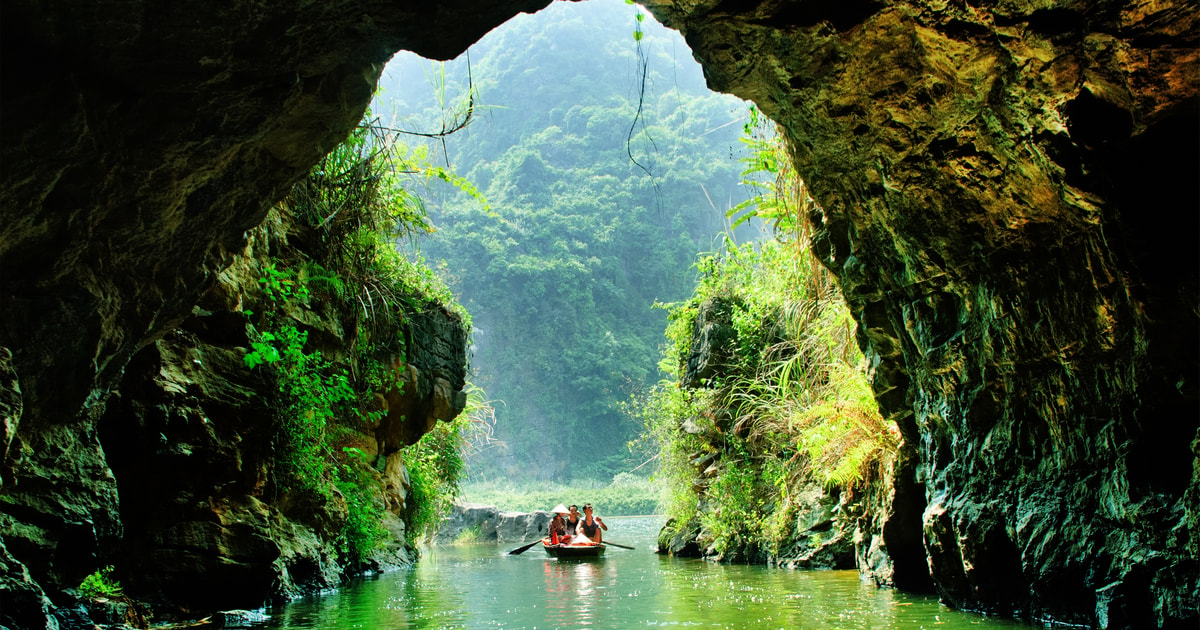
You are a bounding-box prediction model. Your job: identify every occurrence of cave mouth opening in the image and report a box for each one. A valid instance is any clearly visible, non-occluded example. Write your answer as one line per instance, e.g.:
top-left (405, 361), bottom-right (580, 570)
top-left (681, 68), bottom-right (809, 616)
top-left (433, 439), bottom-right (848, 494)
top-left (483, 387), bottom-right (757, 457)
top-left (366, 0), bottom-right (937, 591)
top-left (367, 0), bottom-right (768, 485)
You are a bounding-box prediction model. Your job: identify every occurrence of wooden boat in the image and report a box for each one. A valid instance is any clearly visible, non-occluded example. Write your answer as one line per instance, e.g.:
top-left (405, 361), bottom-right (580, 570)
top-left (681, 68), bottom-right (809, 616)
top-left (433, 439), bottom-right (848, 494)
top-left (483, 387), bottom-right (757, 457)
top-left (542, 539), bottom-right (606, 558)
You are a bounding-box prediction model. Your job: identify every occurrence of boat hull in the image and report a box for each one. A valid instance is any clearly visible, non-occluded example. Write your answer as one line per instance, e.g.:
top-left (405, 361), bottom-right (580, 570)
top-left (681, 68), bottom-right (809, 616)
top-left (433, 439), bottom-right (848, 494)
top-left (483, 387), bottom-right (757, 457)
top-left (543, 541), bottom-right (606, 558)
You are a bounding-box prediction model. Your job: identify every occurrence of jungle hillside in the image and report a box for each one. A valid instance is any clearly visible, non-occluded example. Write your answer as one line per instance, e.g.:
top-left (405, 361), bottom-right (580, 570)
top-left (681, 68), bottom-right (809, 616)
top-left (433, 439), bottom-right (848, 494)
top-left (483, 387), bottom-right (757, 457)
top-left (373, 0), bottom-right (753, 483)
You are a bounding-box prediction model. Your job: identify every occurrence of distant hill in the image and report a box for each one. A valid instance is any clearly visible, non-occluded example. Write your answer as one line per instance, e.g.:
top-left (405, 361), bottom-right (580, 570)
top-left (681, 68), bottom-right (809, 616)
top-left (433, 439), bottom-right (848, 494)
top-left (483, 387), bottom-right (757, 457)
top-left (372, 0), bottom-right (754, 481)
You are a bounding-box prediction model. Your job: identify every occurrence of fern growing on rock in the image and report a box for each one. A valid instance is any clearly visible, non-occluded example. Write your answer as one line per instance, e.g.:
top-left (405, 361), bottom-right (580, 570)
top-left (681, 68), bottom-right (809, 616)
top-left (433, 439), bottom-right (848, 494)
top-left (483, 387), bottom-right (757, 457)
top-left (635, 110), bottom-right (898, 563)
top-left (241, 114), bottom-right (480, 567)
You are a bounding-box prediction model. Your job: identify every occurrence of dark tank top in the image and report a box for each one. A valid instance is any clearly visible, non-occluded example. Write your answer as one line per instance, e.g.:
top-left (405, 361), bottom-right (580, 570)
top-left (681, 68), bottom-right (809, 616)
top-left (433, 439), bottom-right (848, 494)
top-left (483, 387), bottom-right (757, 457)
top-left (580, 519), bottom-right (600, 538)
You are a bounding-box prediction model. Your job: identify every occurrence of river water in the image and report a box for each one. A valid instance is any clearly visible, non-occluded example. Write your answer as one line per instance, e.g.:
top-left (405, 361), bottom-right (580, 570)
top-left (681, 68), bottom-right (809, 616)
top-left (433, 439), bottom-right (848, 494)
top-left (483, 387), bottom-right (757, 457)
top-left (255, 516), bottom-right (1029, 629)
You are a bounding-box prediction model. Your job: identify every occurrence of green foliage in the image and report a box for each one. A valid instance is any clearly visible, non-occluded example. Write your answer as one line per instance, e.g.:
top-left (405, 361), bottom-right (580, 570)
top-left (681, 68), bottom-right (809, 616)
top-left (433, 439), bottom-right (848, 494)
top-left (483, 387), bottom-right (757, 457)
top-left (242, 112), bottom-right (478, 566)
top-left (375, 1), bottom-right (752, 482)
top-left (726, 106), bottom-right (812, 239)
top-left (630, 0), bottom-right (646, 42)
top-left (623, 383), bottom-right (707, 520)
top-left (335, 447), bottom-right (389, 563)
top-left (404, 416), bottom-right (470, 544)
top-left (242, 329), bottom-right (281, 369)
top-left (289, 119), bottom-right (475, 334)
top-left (452, 525), bottom-right (483, 545)
top-left (460, 475), bottom-right (660, 517)
top-left (259, 262), bottom-right (310, 304)
top-left (78, 566), bottom-right (123, 599)
top-left (303, 262), bottom-right (347, 300)
top-left (246, 323), bottom-right (355, 494)
top-left (701, 444), bottom-right (765, 557)
top-left (791, 368), bottom-right (897, 488)
top-left (634, 113), bottom-right (898, 557)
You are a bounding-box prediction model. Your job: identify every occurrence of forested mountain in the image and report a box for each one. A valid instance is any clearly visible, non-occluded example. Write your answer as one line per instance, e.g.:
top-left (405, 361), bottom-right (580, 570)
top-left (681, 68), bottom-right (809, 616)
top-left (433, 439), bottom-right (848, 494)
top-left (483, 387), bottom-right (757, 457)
top-left (373, 0), bottom-right (752, 481)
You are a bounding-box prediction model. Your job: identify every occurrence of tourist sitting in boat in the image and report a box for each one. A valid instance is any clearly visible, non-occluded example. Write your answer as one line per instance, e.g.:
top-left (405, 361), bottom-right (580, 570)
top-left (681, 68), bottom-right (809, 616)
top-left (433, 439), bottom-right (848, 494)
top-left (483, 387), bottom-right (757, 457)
top-left (588, 503), bottom-right (608, 534)
top-left (548, 504), bottom-right (569, 544)
top-left (562, 504), bottom-right (582, 543)
top-left (578, 504), bottom-right (603, 544)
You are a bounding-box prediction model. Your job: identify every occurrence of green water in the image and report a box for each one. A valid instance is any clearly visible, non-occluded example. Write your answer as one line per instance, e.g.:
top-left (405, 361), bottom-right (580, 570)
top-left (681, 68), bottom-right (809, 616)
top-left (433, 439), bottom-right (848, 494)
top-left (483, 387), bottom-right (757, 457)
top-left (257, 516), bottom-right (1030, 629)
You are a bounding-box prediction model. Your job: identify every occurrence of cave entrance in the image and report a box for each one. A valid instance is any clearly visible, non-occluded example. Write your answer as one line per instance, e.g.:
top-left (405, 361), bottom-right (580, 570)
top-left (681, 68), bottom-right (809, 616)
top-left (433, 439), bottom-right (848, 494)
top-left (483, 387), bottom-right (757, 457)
top-left (371, 0), bottom-right (754, 484)
top-left (371, 0), bottom-right (932, 589)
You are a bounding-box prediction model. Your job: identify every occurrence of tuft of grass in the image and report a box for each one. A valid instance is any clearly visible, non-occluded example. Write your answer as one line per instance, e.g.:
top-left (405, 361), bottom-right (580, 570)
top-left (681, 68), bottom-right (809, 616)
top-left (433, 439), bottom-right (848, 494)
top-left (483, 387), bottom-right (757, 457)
top-left (452, 525), bottom-right (482, 545)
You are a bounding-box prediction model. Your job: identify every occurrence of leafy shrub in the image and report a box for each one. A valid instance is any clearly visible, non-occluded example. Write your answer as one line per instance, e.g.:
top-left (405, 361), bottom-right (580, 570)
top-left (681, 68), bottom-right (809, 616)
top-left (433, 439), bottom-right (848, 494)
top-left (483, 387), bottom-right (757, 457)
top-left (240, 114), bottom-right (480, 565)
top-left (634, 109), bottom-right (899, 557)
top-left (335, 448), bottom-right (388, 564)
top-left (245, 324), bottom-right (355, 494)
top-left (79, 566), bottom-right (123, 599)
top-left (624, 383), bottom-right (708, 521)
top-left (404, 416), bottom-right (469, 544)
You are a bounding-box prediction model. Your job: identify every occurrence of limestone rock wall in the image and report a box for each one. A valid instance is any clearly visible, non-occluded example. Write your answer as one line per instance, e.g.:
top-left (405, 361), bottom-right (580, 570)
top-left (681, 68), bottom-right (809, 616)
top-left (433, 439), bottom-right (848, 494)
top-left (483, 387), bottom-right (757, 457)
top-left (0, 0), bottom-right (551, 428)
top-left (0, 0), bottom-right (538, 624)
top-left (98, 206), bottom-right (469, 611)
top-left (645, 0), bottom-right (1198, 625)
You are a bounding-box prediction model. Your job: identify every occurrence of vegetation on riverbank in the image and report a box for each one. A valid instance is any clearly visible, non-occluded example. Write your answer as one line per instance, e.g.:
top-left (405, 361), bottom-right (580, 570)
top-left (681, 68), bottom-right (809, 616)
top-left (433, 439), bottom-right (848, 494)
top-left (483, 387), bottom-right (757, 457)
top-left (459, 473), bottom-right (659, 516)
top-left (245, 117), bottom-right (478, 562)
top-left (633, 110), bottom-right (899, 558)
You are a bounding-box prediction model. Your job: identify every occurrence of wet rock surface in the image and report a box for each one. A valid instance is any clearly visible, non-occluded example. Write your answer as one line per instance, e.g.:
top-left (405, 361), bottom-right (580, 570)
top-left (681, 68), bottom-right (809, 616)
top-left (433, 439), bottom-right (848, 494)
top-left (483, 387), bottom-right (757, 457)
top-left (1, 0), bottom-right (530, 622)
top-left (435, 502), bottom-right (554, 545)
top-left (1, 199), bottom-right (470, 624)
top-left (646, 0), bottom-right (1198, 625)
top-left (90, 208), bottom-right (467, 614)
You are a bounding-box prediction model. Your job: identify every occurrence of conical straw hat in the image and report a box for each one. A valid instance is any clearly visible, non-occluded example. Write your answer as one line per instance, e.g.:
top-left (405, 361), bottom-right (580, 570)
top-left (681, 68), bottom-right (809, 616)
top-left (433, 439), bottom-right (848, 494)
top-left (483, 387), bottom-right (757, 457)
top-left (551, 503), bottom-right (570, 514)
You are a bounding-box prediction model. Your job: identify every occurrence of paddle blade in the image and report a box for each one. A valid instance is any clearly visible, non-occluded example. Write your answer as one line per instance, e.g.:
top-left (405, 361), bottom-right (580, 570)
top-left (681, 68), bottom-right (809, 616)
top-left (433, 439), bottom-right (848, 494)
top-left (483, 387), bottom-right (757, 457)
top-left (507, 539), bottom-right (544, 555)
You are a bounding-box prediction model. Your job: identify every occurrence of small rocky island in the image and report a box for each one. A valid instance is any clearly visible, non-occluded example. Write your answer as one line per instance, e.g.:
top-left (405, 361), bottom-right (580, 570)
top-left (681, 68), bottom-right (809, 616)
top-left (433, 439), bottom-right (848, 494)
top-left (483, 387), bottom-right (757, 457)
top-left (434, 503), bottom-right (555, 546)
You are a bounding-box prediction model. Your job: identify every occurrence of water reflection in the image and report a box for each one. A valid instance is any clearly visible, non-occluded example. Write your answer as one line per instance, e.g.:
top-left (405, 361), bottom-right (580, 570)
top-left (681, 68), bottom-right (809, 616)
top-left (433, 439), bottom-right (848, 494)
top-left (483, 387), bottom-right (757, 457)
top-left (258, 517), bottom-right (1031, 630)
top-left (542, 559), bottom-right (609, 626)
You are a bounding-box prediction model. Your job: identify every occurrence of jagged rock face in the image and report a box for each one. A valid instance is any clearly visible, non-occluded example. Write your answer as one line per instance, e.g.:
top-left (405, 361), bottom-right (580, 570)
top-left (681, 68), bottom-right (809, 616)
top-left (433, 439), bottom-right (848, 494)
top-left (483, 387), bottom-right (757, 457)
top-left (646, 0), bottom-right (1197, 626)
top-left (0, 0), bottom-right (539, 619)
top-left (89, 206), bottom-right (470, 613)
top-left (97, 324), bottom-right (294, 611)
top-left (376, 309), bottom-right (471, 453)
top-left (683, 297), bottom-right (741, 389)
top-left (0, 0), bottom-right (552, 426)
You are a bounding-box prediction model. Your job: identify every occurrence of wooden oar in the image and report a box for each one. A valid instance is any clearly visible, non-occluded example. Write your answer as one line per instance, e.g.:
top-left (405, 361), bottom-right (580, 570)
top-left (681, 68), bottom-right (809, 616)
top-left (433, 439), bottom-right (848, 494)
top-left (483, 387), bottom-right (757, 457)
top-left (507, 538), bottom-right (546, 555)
top-left (602, 541), bottom-right (635, 550)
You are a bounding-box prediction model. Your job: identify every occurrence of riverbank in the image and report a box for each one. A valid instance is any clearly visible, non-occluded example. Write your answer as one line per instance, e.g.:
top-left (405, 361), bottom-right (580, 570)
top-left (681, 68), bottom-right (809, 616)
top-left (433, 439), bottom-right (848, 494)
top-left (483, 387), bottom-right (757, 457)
top-left (456, 477), bottom-right (660, 517)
